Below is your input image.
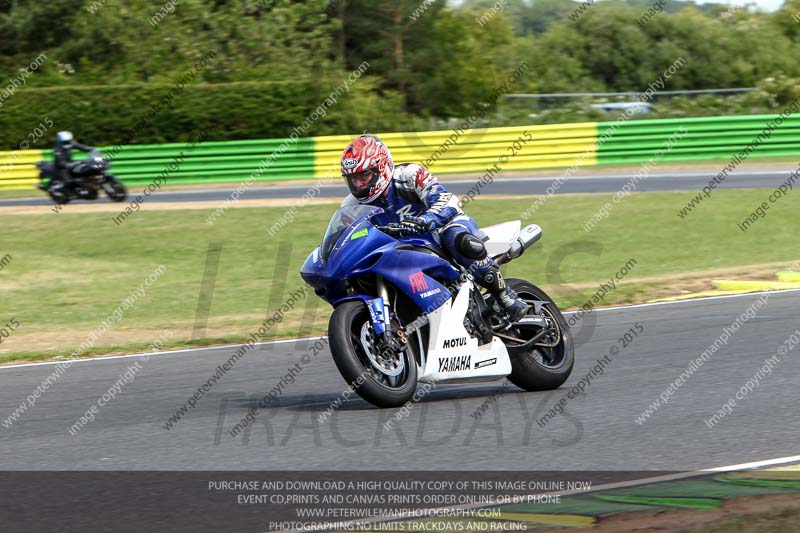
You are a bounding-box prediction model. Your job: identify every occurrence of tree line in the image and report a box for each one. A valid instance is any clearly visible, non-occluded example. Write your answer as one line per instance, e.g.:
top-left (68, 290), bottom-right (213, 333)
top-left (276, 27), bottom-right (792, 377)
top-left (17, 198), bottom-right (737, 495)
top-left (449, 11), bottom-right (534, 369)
top-left (0, 0), bottom-right (798, 145)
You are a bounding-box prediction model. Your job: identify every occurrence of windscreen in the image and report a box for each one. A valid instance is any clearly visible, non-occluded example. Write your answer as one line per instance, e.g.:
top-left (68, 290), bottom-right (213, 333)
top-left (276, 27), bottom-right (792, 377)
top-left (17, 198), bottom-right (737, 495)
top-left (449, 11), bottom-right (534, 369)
top-left (320, 204), bottom-right (379, 261)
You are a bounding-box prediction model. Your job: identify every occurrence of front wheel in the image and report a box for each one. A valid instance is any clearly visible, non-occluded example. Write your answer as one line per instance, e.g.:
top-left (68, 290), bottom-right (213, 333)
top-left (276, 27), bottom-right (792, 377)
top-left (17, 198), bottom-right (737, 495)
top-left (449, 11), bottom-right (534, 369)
top-left (83, 187), bottom-right (99, 200)
top-left (504, 279), bottom-right (574, 391)
top-left (47, 182), bottom-right (70, 205)
top-left (102, 175), bottom-right (127, 202)
top-left (328, 301), bottom-right (418, 408)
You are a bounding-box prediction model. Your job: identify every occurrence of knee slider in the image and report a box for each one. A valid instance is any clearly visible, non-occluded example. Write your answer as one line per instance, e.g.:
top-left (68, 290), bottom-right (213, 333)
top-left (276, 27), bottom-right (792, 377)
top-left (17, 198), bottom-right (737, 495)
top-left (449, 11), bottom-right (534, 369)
top-left (456, 233), bottom-right (487, 259)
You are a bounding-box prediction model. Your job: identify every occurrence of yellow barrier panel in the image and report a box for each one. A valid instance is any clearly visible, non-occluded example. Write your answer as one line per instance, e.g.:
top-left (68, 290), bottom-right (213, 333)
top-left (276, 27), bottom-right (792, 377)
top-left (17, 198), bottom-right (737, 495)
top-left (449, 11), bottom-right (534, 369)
top-left (313, 123), bottom-right (598, 178)
top-left (0, 149), bottom-right (44, 190)
top-left (0, 122), bottom-right (601, 190)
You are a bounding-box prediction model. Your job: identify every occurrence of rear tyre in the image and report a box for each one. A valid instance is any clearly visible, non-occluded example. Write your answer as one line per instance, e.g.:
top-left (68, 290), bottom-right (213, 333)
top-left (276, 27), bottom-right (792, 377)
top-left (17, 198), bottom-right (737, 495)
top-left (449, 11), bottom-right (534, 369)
top-left (103, 175), bottom-right (127, 202)
top-left (505, 279), bottom-right (574, 391)
top-left (328, 300), bottom-right (417, 408)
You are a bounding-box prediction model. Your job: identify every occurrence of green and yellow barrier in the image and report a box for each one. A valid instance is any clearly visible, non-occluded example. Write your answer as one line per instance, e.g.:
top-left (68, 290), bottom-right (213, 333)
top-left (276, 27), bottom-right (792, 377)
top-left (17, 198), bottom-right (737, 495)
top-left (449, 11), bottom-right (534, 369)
top-left (1, 113), bottom-right (797, 190)
top-left (313, 122), bottom-right (599, 179)
top-left (0, 149), bottom-right (45, 190)
top-left (598, 114), bottom-right (800, 164)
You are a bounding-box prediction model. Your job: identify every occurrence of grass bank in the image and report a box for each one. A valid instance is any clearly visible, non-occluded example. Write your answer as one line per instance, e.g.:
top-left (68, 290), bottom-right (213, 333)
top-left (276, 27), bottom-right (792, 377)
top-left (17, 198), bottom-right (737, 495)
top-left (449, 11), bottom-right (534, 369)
top-left (0, 188), bottom-right (797, 364)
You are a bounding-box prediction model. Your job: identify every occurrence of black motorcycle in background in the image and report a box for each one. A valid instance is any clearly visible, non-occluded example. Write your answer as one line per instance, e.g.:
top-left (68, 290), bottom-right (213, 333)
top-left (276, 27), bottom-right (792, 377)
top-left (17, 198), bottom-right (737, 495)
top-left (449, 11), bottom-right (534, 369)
top-left (36, 149), bottom-right (127, 204)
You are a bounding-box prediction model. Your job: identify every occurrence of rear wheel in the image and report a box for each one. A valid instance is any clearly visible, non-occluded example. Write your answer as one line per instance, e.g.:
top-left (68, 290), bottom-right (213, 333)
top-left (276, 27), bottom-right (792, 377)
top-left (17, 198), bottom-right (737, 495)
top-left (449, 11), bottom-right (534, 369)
top-left (328, 300), bottom-right (417, 408)
top-left (504, 279), bottom-right (574, 391)
top-left (103, 175), bottom-right (127, 202)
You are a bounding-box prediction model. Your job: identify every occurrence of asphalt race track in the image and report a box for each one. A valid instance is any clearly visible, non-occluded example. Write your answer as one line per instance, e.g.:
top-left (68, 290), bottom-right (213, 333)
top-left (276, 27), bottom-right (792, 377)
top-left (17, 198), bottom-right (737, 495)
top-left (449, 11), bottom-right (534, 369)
top-left (2, 290), bottom-right (798, 471)
top-left (0, 169), bottom-right (796, 206)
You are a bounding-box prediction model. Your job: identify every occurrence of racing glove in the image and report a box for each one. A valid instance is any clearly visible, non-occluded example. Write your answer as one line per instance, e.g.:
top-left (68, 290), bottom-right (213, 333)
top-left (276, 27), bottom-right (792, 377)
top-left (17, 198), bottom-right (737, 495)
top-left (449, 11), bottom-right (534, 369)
top-left (399, 215), bottom-right (436, 235)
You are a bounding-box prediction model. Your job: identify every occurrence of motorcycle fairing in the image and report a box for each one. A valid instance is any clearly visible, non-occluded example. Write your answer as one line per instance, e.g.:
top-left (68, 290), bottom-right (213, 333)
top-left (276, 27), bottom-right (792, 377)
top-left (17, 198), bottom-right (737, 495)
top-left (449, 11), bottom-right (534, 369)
top-left (480, 220), bottom-right (522, 257)
top-left (301, 209), bottom-right (460, 313)
top-left (418, 280), bottom-right (512, 383)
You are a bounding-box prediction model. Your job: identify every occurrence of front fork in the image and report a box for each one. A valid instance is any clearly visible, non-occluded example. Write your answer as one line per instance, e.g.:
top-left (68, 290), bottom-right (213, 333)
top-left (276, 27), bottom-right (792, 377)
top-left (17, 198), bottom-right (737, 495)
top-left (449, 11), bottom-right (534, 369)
top-left (367, 294), bottom-right (388, 336)
top-left (368, 276), bottom-right (412, 352)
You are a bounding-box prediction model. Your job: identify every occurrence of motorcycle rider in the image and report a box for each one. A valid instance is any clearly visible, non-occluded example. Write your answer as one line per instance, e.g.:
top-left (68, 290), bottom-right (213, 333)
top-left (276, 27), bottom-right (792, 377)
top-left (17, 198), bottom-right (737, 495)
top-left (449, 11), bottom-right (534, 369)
top-left (340, 134), bottom-right (529, 322)
top-left (53, 131), bottom-right (93, 187)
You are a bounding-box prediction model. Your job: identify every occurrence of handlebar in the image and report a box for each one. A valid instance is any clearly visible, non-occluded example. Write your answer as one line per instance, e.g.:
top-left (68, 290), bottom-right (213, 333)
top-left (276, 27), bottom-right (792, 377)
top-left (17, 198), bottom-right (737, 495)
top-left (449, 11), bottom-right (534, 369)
top-left (375, 223), bottom-right (407, 236)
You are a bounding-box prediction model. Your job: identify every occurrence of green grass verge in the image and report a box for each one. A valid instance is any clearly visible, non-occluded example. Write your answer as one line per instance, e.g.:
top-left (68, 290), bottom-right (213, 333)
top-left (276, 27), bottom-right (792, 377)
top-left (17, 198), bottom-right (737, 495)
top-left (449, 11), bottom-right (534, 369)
top-left (0, 188), bottom-right (43, 199)
top-left (1, 188), bottom-right (798, 364)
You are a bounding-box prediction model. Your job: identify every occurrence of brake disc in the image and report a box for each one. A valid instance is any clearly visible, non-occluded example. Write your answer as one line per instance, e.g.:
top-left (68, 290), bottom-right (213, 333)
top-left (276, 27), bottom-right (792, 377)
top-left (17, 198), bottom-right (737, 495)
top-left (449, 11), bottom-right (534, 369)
top-left (360, 323), bottom-right (405, 377)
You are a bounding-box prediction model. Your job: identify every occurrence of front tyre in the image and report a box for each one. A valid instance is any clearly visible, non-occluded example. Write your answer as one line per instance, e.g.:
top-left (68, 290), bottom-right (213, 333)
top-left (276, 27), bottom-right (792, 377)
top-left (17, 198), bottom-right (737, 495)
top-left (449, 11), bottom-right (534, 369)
top-left (47, 182), bottom-right (70, 205)
top-left (84, 187), bottom-right (99, 200)
top-left (328, 301), bottom-right (417, 408)
top-left (103, 175), bottom-right (127, 202)
top-left (505, 279), bottom-right (574, 391)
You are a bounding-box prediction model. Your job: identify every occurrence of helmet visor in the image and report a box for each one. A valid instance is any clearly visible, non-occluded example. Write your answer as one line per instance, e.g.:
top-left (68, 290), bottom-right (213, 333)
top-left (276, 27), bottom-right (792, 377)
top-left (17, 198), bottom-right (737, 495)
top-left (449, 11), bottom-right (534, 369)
top-left (344, 169), bottom-right (378, 200)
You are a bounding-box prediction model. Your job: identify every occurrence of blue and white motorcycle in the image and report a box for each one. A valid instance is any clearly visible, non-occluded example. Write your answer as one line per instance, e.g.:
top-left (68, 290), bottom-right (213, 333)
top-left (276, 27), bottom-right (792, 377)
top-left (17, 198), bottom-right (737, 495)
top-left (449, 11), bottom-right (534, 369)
top-left (300, 205), bottom-right (574, 407)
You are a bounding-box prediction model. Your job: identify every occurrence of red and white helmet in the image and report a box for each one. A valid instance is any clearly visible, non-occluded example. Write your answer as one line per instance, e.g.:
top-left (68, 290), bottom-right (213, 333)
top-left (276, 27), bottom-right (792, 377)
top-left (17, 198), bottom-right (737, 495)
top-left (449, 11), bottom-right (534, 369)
top-left (340, 135), bottom-right (393, 203)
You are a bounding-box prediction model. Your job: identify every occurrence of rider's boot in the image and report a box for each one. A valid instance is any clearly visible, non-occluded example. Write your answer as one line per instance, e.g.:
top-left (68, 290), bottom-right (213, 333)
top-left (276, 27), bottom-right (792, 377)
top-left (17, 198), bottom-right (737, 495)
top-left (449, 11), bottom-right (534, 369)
top-left (478, 265), bottom-right (529, 323)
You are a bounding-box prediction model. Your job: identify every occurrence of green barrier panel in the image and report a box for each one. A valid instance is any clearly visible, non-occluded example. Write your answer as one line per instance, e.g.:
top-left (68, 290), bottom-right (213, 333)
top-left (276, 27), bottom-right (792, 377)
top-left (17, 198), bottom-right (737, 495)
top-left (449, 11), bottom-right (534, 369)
top-left (598, 114), bottom-right (800, 165)
top-left (9, 113), bottom-right (800, 191)
top-left (40, 137), bottom-right (318, 184)
top-left (599, 130), bottom-right (800, 149)
top-left (121, 172), bottom-right (316, 187)
top-left (41, 139), bottom-right (316, 160)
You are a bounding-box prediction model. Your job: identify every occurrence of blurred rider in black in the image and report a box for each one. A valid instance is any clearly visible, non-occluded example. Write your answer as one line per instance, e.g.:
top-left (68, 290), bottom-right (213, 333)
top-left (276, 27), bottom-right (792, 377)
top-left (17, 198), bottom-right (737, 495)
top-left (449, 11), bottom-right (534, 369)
top-left (53, 131), bottom-right (93, 187)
